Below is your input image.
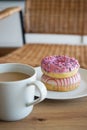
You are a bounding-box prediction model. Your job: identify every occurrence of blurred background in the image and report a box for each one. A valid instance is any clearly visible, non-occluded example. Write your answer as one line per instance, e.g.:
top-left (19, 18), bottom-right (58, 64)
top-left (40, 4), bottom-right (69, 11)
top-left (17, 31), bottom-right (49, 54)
top-left (0, 0), bottom-right (87, 56)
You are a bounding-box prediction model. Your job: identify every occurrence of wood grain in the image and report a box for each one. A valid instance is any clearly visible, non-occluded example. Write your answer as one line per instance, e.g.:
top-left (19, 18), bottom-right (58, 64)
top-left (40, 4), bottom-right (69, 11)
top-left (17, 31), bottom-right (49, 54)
top-left (0, 98), bottom-right (87, 130)
top-left (0, 47), bottom-right (18, 57)
top-left (0, 7), bottom-right (21, 19)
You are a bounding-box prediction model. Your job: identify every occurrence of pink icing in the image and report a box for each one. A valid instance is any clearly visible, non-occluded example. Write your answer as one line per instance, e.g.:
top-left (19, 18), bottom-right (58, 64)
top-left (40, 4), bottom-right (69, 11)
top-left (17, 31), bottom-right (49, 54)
top-left (41, 55), bottom-right (80, 73)
top-left (41, 73), bottom-right (80, 86)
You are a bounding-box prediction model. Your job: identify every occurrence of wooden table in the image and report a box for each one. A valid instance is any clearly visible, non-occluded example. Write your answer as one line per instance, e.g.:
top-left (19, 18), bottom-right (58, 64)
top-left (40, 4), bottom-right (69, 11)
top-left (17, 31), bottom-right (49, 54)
top-left (0, 98), bottom-right (87, 130)
top-left (0, 44), bottom-right (87, 130)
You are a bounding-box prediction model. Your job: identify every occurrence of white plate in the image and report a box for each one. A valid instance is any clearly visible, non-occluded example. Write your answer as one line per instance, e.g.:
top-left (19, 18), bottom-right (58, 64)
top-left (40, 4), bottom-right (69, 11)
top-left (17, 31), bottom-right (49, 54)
top-left (35, 67), bottom-right (87, 100)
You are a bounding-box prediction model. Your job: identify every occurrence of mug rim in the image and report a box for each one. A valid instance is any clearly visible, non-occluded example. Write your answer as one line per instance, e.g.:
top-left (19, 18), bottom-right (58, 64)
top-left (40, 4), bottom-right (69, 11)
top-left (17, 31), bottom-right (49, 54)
top-left (0, 63), bottom-right (36, 83)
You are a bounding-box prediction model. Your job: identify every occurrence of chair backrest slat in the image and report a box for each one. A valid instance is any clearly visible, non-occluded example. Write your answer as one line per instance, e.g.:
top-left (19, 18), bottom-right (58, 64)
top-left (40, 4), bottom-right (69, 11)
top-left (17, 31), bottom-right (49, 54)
top-left (25, 0), bottom-right (87, 35)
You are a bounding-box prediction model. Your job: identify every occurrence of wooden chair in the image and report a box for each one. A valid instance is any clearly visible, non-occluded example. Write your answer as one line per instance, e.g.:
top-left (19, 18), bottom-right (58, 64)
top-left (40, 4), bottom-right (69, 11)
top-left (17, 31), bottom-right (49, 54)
top-left (24, 0), bottom-right (87, 37)
top-left (0, 7), bottom-right (21, 20)
top-left (0, 1), bottom-right (87, 68)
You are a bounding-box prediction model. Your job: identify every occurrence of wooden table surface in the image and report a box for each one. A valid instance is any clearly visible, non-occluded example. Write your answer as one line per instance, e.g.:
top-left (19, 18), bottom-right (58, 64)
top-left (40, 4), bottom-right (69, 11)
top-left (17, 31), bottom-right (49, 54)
top-left (0, 44), bottom-right (87, 130)
top-left (0, 97), bottom-right (87, 130)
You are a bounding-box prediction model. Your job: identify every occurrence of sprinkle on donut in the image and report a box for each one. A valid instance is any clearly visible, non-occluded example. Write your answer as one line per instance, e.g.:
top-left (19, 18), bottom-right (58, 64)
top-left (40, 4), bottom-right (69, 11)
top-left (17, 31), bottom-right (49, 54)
top-left (41, 55), bottom-right (80, 73)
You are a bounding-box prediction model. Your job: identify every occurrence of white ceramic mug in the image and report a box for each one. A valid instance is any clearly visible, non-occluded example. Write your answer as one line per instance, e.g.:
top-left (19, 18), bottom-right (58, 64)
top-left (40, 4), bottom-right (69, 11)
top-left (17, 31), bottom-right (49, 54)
top-left (0, 63), bottom-right (47, 121)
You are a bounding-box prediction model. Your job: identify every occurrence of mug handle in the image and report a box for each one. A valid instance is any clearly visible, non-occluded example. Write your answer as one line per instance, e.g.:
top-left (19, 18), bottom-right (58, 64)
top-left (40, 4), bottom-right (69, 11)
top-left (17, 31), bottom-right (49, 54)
top-left (26, 80), bottom-right (47, 107)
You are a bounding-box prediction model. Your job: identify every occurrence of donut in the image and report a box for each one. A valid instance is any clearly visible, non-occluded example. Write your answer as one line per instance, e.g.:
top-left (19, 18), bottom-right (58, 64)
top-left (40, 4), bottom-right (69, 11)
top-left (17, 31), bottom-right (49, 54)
top-left (41, 73), bottom-right (81, 92)
top-left (41, 55), bottom-right (80, 78)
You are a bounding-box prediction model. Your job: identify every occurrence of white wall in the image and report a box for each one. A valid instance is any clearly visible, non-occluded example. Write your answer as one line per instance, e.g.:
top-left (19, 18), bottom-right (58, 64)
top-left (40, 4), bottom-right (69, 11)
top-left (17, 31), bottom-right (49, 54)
top-left (0, 1), bottom-right (25, 10)
top-left (0, 1), bottom-right (25, 47)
